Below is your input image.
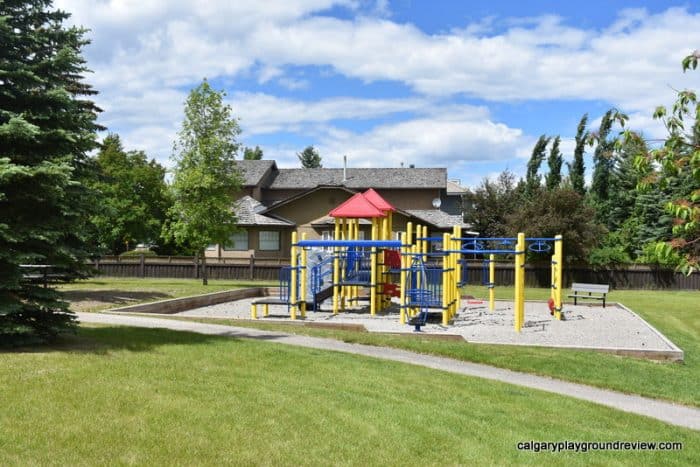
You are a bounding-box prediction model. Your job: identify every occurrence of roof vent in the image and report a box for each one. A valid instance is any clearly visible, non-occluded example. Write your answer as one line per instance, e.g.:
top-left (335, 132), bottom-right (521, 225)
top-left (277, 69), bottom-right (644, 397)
top-left (343, 155), bottom-right (347, 183)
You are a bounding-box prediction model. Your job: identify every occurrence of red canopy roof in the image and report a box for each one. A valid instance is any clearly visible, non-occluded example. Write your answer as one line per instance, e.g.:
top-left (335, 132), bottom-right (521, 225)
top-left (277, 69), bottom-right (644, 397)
top-left (329, 193), bottom-right (386, 218)
top-left (362, 188), bottom-right (396, 212)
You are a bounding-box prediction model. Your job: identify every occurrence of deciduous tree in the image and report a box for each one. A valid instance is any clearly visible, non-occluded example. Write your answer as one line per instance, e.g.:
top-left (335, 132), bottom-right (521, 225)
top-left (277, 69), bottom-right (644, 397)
top-left (567, 114), bottom-right (588, 195)
top-left (462, 171), bottom-right (522, 238)
top-left (163, 80), bottom-right (242, 285)
top-left (525, 135), bottom-right (549, 196)
top-left (545, 136), bottom-right (563, 190)
top-left (93, 134), bottom-right (170, 254)
top-left (243, 145), bottom-right (263, 160)
top-left (629, 51), bottom-right (700, 273)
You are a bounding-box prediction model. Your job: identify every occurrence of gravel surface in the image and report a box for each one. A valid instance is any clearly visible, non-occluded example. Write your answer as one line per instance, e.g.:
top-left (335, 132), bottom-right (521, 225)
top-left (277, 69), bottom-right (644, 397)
top-left (175, 297), bottom-right (677, 351)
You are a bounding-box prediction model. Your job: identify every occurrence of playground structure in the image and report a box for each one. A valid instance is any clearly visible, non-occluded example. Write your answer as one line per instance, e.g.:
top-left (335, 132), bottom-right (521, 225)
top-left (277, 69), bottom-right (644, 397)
top-left (250, 189), bottom-right (564, 333)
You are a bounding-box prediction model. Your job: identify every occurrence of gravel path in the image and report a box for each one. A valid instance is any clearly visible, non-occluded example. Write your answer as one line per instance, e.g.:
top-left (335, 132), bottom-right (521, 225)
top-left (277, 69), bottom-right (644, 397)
top-left (78, 312), bottom-right (700, 431)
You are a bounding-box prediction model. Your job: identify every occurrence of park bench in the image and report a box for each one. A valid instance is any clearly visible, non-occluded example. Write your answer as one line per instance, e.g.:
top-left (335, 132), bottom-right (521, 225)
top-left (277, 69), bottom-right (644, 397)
top-left (20, 264), bottom-right (76, 288)
top-left (568, 282), bottom-right (610, 308)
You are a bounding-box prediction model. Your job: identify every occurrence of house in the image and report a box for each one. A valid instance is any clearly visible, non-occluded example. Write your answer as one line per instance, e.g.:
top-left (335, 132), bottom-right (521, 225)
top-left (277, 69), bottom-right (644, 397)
top-left (206, 160), bottom-right (471, 261)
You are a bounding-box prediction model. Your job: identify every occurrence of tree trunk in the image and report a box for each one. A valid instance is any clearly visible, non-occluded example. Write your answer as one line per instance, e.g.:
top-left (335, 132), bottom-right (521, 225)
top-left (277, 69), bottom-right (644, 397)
top-left (201, 249), bottom-right (208, 285)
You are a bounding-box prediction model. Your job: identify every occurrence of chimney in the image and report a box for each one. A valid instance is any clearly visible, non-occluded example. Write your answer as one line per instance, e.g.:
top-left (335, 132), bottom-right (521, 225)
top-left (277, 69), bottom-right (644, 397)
top-left (343, 155), bottom-right (347, 182)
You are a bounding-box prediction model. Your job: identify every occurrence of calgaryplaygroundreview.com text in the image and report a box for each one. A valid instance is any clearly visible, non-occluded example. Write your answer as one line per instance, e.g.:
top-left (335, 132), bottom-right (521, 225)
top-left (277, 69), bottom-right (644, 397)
top-left (517, 440), bottom-right (683, 453)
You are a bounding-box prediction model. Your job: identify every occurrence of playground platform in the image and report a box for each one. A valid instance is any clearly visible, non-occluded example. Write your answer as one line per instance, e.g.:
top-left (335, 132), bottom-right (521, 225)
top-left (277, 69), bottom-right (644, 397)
top-left (172, 297), bottom-right (683, 361)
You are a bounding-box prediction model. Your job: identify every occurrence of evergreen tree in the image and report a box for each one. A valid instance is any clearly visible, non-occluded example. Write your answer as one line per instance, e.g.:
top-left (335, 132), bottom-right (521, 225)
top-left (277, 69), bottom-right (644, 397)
top-left (567, 114), bottom-right (588, 195)
top-left (525, 135), bottom-right (549, 195)
top-left (297, 145), bottom-right (322, 168)
top-left (607, 136), bottom-right (645, 231)
top-left (243, 145), bottom-right (263, 160)
top-left (93, 134), bottom-right (170, 254)
top-left (0, 0), bottom-right (102, 343)
top-left (545, 136), bottom-right (563, 190)
top-left (163, 80), bottom-right (242, 285)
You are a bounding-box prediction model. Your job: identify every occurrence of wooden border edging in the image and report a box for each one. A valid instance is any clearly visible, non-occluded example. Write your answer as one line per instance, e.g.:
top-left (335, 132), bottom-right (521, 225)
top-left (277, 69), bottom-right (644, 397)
top-left (107, 287), bottom-right (280, 315)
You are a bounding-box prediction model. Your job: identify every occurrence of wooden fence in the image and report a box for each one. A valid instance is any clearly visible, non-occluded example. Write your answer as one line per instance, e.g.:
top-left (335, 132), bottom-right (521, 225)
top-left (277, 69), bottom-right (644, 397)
top-left (91, 257), bottom-right (699, 290)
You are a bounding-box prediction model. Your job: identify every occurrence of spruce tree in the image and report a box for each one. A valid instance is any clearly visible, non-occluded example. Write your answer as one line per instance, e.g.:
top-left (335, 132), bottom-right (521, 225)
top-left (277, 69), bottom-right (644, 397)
top-left (297, 145), bottom-right (322, 168)
top-left (545, 136), bottom-right (563, 190)
top-left (568, 114), bottom-right (588, 195)
top-left (0, 1), bottom-right (102, 343)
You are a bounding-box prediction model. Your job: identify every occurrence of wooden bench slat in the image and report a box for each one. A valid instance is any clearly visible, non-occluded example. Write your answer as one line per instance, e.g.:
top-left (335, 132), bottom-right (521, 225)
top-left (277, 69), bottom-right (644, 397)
top-left (569, 282), bottom-right (609, 307)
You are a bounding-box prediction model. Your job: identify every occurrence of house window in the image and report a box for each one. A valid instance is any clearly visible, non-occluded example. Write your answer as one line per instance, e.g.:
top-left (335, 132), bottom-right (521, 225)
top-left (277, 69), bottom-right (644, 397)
top-left (259, 231), bottom-right (280, 251)
top-left (358, 230), bottom-right (365, 240)
top-left (224, 230), bottom-right (248, 251)
top-left (206, 244), bottom-right (217, 251)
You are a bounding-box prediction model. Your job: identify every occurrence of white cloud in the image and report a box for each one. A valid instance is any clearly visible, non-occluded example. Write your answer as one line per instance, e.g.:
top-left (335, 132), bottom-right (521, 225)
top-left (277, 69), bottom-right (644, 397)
top-left (52, 1), bottom-right (700, 182)
top-left (314, 111), bottom-right (527, 170)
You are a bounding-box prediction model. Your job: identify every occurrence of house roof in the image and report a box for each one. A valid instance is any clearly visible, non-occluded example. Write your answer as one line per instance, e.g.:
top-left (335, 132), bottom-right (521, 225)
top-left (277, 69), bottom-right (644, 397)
top-left (329, 192), bottom-right (386, 218)
top-left (446, 179), bottom-right (468, 194)
top-left (233, 196), bottom-right (295, 226)
top-left (235, 160), bottom-right (276, 186)
top-left (404, 209), bottom-right (473, 230)
top-left (363, 188), bottom-right (396, 212)
top-left (268, 167), bottom-right (446, 189)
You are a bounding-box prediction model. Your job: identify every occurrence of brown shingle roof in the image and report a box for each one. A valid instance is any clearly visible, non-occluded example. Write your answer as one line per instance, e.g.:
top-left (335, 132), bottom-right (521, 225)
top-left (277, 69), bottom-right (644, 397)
top-left (268, 168), bottom-right (446, 189)
top-left (405, 209), bottom-right (473, 230)
top-left (235, 160), bottom-right (276, 186)
top-left (233, 196), bottom-right (294, 226)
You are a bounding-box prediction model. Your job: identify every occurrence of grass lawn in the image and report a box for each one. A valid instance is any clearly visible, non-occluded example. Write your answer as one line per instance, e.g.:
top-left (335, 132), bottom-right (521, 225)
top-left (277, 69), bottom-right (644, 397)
top-left (58, 277), bottom-right (275, 312)
top-left (173, 285), bottom-right (700, 407)
top-left (1, 326), bottom-right (697, 465)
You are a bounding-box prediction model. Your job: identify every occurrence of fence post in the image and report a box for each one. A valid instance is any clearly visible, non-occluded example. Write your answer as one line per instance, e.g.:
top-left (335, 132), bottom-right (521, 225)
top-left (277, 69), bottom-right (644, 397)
top-left (139, 254), bottom-right (145, 278)
top-left (193, 253), bottom-right (199, 279)
top-left (249, 253), bottom-right (255, 280)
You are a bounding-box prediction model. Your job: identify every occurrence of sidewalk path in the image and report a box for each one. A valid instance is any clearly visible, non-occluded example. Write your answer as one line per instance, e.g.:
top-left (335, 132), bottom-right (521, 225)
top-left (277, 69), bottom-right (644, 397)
top-left (78, 312), bottom-right (700, 431)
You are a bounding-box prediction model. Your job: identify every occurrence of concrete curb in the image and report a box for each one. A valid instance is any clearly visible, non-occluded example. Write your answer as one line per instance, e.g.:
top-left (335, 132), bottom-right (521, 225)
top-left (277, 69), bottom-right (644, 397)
top-left (107, 287), bottom-right (279, 314)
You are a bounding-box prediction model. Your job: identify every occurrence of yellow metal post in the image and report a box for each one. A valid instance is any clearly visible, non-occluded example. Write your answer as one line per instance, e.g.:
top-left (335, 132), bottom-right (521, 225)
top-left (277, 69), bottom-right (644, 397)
top-left (514, 232), bottom-right (525, 331)
top-left (453, 226), bottom-right (461, 318)
top-left (406, 222), bottom-right (414, 317)
top-left (332, 218), bottom-right (340, 314)
top-left (399, 232), bottom-right (407, 324)
top-left (489, 254), bottom-right (495, 312)
top-left (520, 233), bottom-right (526, 327)
top-left (250, 303), bottom-right (257, 319)
top-left (290, 231), bottom-right (298, 320)
top-left (442, 232), bottom-right (449, 325)
top-left (554, 234), bottom-right (563, 320)
top-left (340, 218), bottom-right (346, 311)
top-left (370, 218), bottom-right (378, 316)
top-left (300, 232), bottom-right (308, 318)
top-left (264, 303), bottom-right (269, 317)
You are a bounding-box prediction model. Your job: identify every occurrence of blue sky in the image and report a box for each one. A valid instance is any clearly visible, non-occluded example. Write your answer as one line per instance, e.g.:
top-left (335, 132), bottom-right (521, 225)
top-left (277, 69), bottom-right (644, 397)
top-left (57, 0), bottom-right (700, 188)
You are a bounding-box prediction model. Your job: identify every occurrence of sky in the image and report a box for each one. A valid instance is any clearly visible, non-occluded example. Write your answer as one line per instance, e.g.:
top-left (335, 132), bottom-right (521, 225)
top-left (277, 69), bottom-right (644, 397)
top-left (55, 0), bottom-right (700, 188)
